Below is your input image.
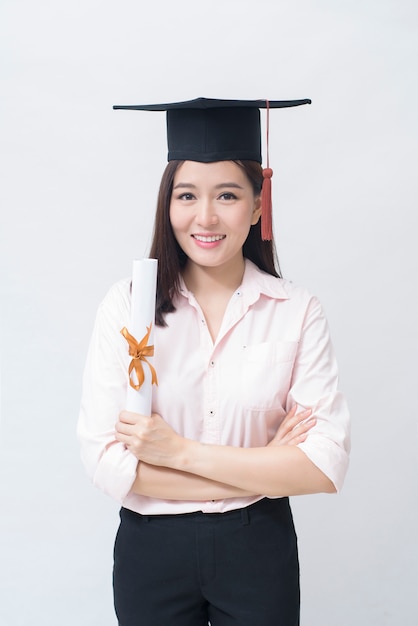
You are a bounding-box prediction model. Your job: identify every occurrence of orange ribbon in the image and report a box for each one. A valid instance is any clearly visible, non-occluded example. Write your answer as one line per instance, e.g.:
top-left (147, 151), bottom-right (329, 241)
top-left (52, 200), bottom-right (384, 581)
top-left (120, 325), bottom-right (158, 391)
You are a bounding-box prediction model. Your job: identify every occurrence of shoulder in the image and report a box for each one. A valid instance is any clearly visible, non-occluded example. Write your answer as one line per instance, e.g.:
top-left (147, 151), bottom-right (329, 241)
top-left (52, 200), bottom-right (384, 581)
top-left (96, 277), bottom-right (131, 323)
top-left (245, 260), bottom-right (316, 307)
top-left (277, 276), bottom-right (312, 299)
top-left (277, 278), bottom-right (322, 315)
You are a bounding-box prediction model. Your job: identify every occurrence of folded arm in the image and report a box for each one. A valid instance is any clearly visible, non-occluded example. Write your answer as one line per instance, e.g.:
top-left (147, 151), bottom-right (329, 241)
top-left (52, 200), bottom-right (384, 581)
top-left (118, 406), bottom-right (325, 499)
top-left (132, 463), bottom-right (255, 500)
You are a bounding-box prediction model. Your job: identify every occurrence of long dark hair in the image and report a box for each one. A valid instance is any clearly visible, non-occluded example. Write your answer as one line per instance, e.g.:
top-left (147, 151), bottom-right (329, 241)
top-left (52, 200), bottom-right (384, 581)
top-left (149, 160), bottom-right (281, 326)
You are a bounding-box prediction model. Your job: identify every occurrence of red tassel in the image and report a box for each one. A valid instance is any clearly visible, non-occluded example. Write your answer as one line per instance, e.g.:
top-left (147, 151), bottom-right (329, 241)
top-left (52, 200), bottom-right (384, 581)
top-left (261, 167), bottom-right (273, 241)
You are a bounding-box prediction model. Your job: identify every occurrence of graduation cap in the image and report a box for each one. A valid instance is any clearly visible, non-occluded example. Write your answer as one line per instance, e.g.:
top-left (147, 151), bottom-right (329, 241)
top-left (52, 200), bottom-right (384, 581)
top-left (113, 97), bottom-right (311, 240)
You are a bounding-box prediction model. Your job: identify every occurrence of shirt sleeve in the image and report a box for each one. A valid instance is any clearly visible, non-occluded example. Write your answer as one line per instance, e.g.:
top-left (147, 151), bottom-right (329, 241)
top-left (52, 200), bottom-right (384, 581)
top-left (77, 281), bottom-right (138, 502)
top-left (290, 295), bottom-right (351, 492)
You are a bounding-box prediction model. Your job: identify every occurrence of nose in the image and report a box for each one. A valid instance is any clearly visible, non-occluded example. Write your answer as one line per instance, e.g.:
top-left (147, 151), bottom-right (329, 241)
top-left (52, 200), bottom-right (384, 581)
top-left (196, 198), bottom-right (218, 227)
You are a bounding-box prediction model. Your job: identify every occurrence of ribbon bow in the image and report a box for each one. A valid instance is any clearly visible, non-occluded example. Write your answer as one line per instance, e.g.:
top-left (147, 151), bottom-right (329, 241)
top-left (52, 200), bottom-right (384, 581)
top-left (120, 324), bottom-right (158, 391)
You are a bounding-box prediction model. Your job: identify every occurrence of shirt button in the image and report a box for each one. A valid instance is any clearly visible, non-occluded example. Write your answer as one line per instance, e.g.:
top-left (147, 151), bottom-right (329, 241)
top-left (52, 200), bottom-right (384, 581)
top-left (210, 360), bottom-right (215, 367)
top-left (209, 410), bottom-right (215, 415)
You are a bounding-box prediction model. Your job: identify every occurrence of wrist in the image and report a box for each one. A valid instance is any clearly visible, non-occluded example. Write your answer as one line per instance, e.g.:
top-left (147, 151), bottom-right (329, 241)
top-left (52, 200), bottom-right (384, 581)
top-left (173, 437), bottom-right (200, 472)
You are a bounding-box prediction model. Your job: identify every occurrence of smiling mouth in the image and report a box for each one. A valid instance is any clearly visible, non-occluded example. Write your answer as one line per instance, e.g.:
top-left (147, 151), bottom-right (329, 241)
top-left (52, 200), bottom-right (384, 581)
top-left (192, 235), bottom-right (226, 243)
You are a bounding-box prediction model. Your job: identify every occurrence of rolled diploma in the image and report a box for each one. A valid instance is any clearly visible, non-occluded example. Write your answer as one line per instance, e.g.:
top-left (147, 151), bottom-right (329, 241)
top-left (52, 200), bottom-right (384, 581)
top-left (125, 258), bottom-right (158, 416)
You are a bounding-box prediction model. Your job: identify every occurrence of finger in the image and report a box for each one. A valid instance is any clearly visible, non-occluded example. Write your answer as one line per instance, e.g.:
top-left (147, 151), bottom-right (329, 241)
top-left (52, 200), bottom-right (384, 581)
top-left (288, 409), bottom-right (312, 430)
top-left (286, 432), bottom-right (310, 446)
top-left (119, 410), bottom-right (143, 425)
top-left (293, 408), bottom-right (312, 422)
top-left (293, 416), bottom-right (316, 434)
top-left (115, 420), bottom-right (135, 436)
top-left (115, 430), bottom-right (131, 444)
top-left (278, 416), bottom-right (316, 444)
top-left (284, 405), bottom-right (298, 420)
top-left (294, 412), bottom-right (314, 425)
top-left (285, 407), bottom-right (311, 424)
top-left (104, 439), bottom-right (119, 452)
top-left (278, 408), bottom-right (312, 435)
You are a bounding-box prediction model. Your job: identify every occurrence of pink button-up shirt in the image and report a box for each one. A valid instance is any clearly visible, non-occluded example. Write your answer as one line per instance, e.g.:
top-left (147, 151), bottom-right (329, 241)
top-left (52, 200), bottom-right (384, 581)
top-left (77, 260), bottom-right (350, 514)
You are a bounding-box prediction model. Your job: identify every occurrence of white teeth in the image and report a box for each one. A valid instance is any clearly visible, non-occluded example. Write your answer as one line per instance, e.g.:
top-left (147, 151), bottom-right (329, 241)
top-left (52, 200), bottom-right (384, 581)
top-left (193, 235), bottom-right (225, 242)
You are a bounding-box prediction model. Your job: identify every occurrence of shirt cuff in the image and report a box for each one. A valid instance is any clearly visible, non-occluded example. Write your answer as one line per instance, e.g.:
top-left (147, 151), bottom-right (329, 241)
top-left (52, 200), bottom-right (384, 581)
top-left (92, 442), bottom-right (138, 502)
top-left (298, 434), bottom-right (350, 493)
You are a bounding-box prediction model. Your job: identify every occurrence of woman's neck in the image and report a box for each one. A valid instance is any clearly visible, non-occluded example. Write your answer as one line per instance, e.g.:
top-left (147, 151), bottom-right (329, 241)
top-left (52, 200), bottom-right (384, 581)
top-left (182, 257), bottom-right (246, 299)
top-left (182, 258), bottom-right (246, 342)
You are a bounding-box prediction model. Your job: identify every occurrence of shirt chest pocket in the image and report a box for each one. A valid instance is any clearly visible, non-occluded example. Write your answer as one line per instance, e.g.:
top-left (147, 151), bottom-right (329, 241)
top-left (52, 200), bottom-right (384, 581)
top-left (241, 341), bottom-right (298, 410)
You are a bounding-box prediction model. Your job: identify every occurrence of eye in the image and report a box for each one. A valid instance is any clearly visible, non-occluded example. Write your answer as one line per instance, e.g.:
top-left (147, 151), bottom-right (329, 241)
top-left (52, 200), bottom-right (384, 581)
top-left (176, 192), bottom-right (195, 201)
top-left (218, 192), bottom-right (238, 201)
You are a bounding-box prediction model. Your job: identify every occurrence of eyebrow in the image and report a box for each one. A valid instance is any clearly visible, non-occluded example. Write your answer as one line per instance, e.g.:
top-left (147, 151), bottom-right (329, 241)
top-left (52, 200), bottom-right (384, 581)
top-left (173, 182), bottom-right (244, 190)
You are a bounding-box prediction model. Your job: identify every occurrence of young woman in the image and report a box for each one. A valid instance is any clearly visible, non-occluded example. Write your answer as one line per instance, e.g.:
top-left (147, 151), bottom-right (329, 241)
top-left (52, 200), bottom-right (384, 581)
top-left (78, 98), bottom-right (350, 626)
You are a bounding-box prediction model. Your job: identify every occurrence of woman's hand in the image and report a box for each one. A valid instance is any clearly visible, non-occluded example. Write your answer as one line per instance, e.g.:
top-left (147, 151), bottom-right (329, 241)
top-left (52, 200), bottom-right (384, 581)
top-left (115, 405), bottom-right (315, 473)
top-left (268, 406), bottom-right (316, 447)
top-left (115, 411), bottom-right (186, 467)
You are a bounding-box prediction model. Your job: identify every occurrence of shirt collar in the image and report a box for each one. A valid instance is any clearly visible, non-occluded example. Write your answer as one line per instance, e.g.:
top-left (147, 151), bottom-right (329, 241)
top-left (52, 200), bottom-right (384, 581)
top-left (241, 259), bottom-right (289, 302)
top-left (177, 259), bottom-right (289, 305)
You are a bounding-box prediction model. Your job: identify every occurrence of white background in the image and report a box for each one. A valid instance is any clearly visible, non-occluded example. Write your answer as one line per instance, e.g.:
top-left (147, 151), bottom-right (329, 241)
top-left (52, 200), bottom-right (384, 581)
top-left (1, 1), bottom-right (417, 624)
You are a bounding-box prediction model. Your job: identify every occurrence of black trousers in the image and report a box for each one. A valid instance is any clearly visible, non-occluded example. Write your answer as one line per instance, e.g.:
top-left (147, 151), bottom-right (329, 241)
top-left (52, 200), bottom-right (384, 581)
top-left (113, 497), bottom-right (300, 626)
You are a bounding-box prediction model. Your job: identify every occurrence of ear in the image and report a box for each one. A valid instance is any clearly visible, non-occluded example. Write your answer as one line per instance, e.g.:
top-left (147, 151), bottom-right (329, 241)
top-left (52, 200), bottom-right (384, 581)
top-left (251, 195), bottom-right (262, 225)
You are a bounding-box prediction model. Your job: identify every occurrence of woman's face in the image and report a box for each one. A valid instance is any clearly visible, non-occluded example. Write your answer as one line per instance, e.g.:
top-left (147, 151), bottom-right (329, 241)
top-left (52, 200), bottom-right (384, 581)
top-left (169, 160), bottom-right (261, 274)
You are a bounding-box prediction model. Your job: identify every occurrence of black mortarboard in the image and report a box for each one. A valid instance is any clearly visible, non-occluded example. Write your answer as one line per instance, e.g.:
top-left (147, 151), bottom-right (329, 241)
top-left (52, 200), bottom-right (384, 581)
top-left (113, 97), bottom-right (311, 164)
top-left (113, 97), bottom-right (311, 239)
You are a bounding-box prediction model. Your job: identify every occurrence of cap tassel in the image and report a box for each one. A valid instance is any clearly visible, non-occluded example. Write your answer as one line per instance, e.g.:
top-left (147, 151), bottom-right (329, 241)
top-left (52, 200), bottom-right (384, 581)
top-left (260, 99), bottom-right (273, 241)
top-left (261, 168), bottom-right (273, 240)
top-left (261, 168), bottom-right (273, 241)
